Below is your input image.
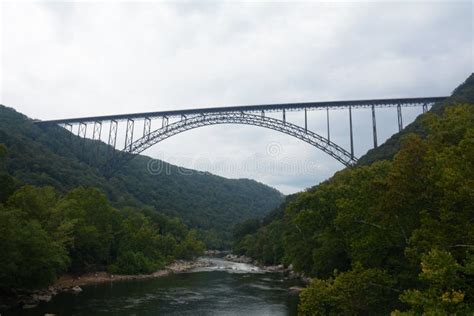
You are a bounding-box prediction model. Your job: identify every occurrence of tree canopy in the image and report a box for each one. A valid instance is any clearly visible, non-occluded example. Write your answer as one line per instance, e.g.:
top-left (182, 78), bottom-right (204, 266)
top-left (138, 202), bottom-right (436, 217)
top-left (233, 103), bottom-right (474, 314)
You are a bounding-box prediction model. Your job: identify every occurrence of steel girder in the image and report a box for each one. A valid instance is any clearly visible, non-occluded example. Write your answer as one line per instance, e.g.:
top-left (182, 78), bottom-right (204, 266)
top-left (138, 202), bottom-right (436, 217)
top-left (106, 112), bottom-right (357, 173)
top-left (36, 97), bottom-right (446, 125)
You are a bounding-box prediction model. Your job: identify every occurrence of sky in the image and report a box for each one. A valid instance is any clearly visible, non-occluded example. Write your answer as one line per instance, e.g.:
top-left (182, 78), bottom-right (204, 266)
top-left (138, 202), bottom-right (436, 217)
top-left (1, 0), bottom-right (472, 194)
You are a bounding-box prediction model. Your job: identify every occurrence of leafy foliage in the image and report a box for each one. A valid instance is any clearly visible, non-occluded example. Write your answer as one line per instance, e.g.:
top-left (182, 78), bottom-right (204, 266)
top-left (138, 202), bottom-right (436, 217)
top-left (233, 91), bottom-right (474, 312)
top-left (299, 264), bottom-right (396, 315)
top-left (0, 184), bottom-right (204, 292)
top-left (392, 249), bottom-right (471, 315)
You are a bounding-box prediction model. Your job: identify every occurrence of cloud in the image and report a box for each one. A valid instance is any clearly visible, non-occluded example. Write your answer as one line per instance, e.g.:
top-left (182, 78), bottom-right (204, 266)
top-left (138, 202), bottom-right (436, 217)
top-left (1, 1), bottom-right (472, 194)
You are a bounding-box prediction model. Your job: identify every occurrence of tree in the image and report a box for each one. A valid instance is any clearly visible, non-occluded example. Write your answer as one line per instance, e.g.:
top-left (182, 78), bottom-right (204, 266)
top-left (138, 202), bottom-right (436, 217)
top-left (0, 144), bottom-right (15, 203)
top-left (392, 249), bottom-right (470, 315)
top-left (299, 264), bottom-right (396, 315)
top-left (0, 206), bottom-right (69, 291)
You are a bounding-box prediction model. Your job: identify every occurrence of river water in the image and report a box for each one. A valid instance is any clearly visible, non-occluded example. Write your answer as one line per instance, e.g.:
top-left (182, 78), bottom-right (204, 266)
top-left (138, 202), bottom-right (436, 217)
top-left (10, 258), bottom-right (301, 316)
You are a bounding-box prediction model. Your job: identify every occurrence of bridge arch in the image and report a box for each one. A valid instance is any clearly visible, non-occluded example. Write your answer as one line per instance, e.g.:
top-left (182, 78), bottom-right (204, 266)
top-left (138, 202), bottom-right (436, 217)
top-left (108, 112), bottom-right (357, 171)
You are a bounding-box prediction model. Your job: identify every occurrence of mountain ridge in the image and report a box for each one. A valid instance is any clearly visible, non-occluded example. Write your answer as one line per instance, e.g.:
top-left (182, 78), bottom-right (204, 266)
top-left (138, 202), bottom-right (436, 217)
top-left (0, 105), bottom-right (284, 246)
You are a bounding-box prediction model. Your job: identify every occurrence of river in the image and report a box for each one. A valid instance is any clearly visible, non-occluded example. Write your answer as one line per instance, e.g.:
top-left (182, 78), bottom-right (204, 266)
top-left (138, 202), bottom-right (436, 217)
top-left (8, 258), bottom-right (301, 315)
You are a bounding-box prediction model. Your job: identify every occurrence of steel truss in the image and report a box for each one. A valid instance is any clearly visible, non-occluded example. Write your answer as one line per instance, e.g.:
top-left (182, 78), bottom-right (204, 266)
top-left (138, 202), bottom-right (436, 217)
top-left (38, 97), bottom-right (445, 174)
top-left (107, 112), bottom-right (357, 173)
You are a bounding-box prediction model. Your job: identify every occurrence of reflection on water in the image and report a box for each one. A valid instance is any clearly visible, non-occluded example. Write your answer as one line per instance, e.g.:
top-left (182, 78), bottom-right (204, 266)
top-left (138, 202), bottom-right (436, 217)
top-left (10, 258), bottom-right (300, 316)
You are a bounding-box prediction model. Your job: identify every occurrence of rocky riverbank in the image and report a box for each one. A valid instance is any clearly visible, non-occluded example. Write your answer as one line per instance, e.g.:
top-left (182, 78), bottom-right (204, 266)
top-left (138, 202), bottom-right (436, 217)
top-left (224, 254), bottom-right (311, 284)
top-left (1, 258), bottom-right (213, 311)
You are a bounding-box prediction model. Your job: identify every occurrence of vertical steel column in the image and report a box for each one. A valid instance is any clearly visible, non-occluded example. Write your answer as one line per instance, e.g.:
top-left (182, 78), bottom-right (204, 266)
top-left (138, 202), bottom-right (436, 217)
top-left (326, 107), bottom-right (330, 143)
top-left (143, 117), bottom-right (151, 140)
top-left (162, 116), bottom-right (169, 130)
top-left (78, 122), bottom-right (87, 149)
top-left (92, 121), bottom-right (102, 157)
top-left (78, 122), bottom-right (87, 138)
top-left (304, 108), bottom-right (307, 132)
top-left (107, 120), bottom-right (118, 155)
top-left (397, 104), bottom-right (403, 132)
top-left (371, 104), bottom-right (378, 148)
top-left (124, 119), bottom-right (135, 151)
top-left (65, 123), bottom-right (73, 144)
top-left (283, 109), bottom-right (286, 124)
top-left (261, 110), bottom-right (265, 117)
top-left (349, 105), bottom-right (354, 158)
top-left (92, 121), bottom-right (102, 141)
top-left (422, 103), bottom-right (428, 113)
top-left (65, 123), bottom-right (73, 134)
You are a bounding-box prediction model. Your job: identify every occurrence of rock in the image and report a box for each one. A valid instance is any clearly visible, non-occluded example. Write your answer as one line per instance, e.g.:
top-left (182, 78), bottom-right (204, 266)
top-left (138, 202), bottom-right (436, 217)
top-left (71, 286), bottom-right (82, 293)
top-left (289, 286), bottom-right (304, 293)
top-left (19, 295), bottom-right (39, 308)
top-left (287, 270), bottom-right (299, 279)
top-left (301, 276), bottom-right (312, 284)
top-left (48, 286), bottom-right (58, 296)
top-left (33, 293), bottom-right (52, 303)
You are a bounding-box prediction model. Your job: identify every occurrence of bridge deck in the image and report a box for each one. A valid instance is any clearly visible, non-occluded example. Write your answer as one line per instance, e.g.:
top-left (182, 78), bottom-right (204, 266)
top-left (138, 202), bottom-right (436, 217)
top-left (36, 96), bottom-right (447, 125)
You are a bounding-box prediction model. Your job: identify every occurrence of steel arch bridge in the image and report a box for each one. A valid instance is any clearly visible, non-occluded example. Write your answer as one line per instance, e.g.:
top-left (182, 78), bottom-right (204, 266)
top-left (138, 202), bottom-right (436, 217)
top-left (36, 96), bottom-right (447, 173)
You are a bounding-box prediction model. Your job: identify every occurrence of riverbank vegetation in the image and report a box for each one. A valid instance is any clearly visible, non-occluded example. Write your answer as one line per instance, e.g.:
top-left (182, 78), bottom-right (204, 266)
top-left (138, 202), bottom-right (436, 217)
top-left (233, 82), bottom-right (474, 313)
top-left (0, 159), bottom-right (205, 293)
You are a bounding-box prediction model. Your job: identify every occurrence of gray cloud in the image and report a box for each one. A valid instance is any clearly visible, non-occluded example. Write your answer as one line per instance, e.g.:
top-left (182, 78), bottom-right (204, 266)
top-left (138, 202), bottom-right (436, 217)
top-left (1, 1), bottom-right (472, 194)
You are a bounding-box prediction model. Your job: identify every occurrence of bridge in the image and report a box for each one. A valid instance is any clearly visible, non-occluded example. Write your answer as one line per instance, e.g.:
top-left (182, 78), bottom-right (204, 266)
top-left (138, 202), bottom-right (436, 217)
top-left (36, 97), bottom-right (447, 173)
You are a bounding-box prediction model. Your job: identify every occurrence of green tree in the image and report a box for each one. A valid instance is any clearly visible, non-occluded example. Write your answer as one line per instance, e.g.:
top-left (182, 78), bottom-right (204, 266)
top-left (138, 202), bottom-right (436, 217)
top-left (392, 249), bottom-right (470, 315)
top-left (174, 229), bottom-right (205, 260)
top-left (0, 144), bottom-right (15, 203)
top-left (57, 187), bottom-right (120, 272)
top-left (0, 205), bottom-right (69, 291)
top-left (299, 264), bottom-right (396, 315)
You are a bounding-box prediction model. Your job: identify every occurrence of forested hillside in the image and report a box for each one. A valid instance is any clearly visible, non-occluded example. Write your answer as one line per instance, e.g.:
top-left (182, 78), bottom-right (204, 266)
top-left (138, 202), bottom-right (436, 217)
top-left (0, 106), bottom-right (283, 246)
top-left (0, 181), bottom-right (205, 293)
top-left (233, 74), bottom-right (474, 314)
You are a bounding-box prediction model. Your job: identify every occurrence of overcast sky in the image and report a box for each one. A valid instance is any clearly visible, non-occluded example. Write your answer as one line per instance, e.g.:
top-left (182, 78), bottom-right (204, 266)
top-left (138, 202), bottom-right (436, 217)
top-left (1, 1), bottom-right (472, 194)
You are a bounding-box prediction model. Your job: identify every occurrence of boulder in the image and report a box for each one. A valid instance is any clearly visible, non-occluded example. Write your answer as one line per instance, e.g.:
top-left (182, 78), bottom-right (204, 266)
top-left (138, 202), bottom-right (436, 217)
top-left (289, 286), bottom-right (304, 293)
top-left (71, 286), bottom-right (82, 293)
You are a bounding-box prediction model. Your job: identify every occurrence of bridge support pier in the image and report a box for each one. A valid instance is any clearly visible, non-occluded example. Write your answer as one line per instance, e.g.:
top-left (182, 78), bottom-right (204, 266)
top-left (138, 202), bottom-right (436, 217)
top-left (143, 117), bottom-right (151, 140)
top-left (78, 122), bottom-right (87, 149)
top-left (304, 108), bottom-right (307, 131)
top-left (326, 107), bottom-right (330, 143)
top-left (349, 106), bottom-right (354, 158)
top-left (371, 105), bottom-right (378, 148)
top-left (125, 119), bottom-right (135, 151)
top-left (65, 123), bottom-right (73, 144)
top-left (107, 120), bottom-right (118, 156)
top-left (397, 104), bottom-right (403, 132)
top-left (92, 121), bottom-right (102, 141)
top-left (92, 121), bottom-right (102, 157)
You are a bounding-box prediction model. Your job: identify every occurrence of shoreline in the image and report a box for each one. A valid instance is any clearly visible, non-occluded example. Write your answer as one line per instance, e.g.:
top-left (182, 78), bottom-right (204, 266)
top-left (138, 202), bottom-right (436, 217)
top-left (1, 254), bottom-right (307, 311)
top-left (1, 258), bottom-right (213, 311)
top-left (223, 254), bottom-right (312, 285)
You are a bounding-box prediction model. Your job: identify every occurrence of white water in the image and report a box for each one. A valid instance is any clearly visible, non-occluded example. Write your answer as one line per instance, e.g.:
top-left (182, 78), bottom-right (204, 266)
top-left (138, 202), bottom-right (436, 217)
top-left (190, 257), bottom-right (264, 274)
